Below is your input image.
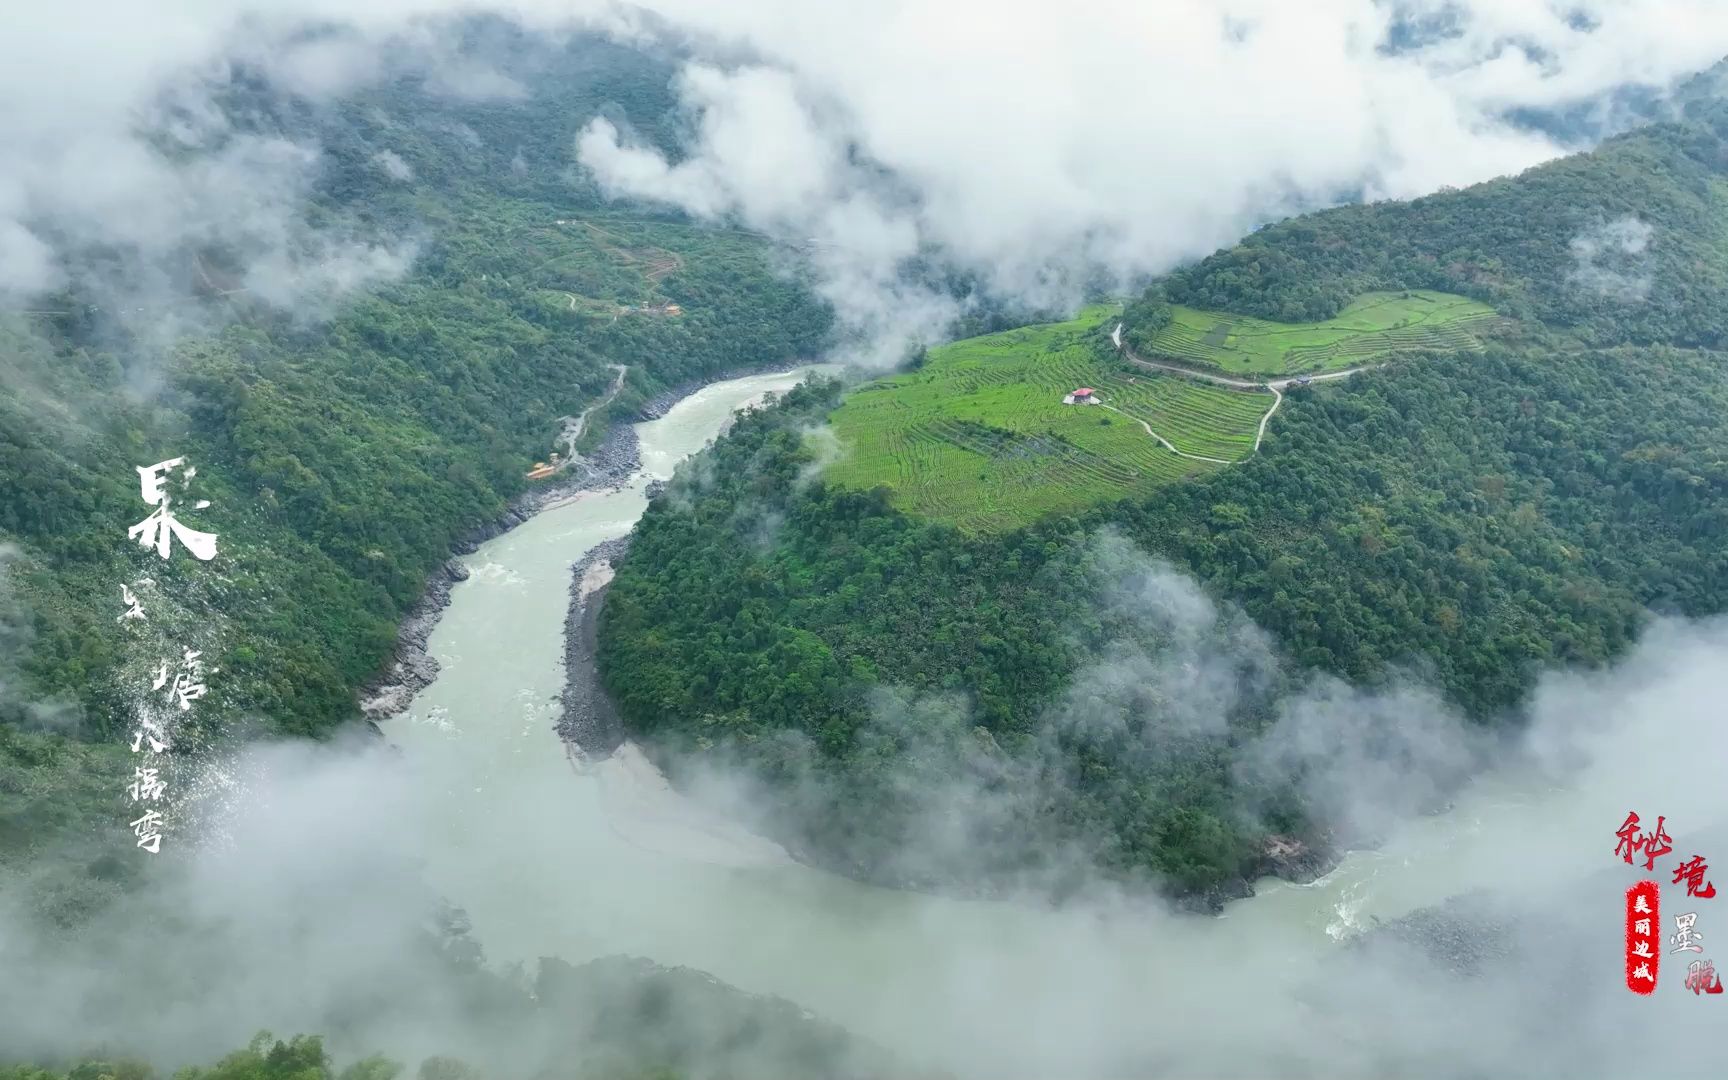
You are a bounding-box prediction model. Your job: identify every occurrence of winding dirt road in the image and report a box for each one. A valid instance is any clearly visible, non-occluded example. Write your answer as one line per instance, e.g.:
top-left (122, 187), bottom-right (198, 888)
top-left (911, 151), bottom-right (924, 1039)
top-left (556, 364), bottom-right (629, 461)
top-left (1250, 386), bottom-right (1283, 454)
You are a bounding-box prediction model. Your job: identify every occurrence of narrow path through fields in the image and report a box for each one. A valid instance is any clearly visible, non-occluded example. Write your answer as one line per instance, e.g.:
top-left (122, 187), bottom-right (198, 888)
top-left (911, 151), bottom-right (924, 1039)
top-left (1109, 321), bottom-right (1379, 459)
top-left (1250, 386), bottom-right (1283, 454)
top-left (1097, 404), bottom-right (1235, 465)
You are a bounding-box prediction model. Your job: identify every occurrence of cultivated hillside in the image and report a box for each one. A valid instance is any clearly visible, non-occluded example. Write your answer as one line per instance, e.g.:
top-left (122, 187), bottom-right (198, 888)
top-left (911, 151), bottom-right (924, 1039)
top-left (598, 104), bottom-right (1728, 904)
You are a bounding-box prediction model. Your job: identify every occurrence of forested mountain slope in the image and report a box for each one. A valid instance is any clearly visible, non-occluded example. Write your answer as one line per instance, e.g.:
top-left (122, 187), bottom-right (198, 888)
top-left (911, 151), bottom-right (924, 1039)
top-left (597, 105), bottom-right (1728, 904)
top-left (0, 31), bottom-right (831, 919)
top-left (2, 35), bottom-right (827, 738)
top-left (1158, 97), bottom-right (1728, 343)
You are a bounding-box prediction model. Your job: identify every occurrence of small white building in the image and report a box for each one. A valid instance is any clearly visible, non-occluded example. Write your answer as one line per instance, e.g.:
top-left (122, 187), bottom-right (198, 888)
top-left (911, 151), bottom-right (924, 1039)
top-left (1062, 387), bottom-right (1101, 406)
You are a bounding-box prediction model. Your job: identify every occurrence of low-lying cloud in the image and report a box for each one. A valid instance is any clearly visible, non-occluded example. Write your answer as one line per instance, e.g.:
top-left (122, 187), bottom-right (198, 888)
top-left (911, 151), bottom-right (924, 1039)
top-left (6, 2), bottom-right (1728, 358)
top-left (573, 0), bottom-right (1728, 360)
top-left (372, 149), bottom-right (415, 182)
top-left (1567, 214), bottom-right (1655, 302)
top-left (661, 530), bottom-right (1717, 915)
top-left (5, 542), bottom-right (1726, 1078)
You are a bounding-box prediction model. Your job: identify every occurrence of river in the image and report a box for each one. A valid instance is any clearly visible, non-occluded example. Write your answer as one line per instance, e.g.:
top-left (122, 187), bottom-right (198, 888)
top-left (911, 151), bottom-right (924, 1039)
top-left (382, 369), bottom-right (1726, 1078)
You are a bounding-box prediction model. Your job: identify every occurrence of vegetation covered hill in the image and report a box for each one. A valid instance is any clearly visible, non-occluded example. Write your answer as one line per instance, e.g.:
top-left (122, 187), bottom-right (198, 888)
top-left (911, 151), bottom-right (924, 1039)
top-left (823, 288), bottom-right (1506, 532)
top-left (1155, 99), bottom-right (1728, 345)
top-left (601, 380), bottom-right (1306, 897)
top-left (598, 103), bottom-right (1728, 904)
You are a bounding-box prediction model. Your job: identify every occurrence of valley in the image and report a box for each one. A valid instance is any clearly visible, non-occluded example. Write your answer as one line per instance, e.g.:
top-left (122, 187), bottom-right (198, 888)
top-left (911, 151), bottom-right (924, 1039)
top-left (5, 12), bottom-right (1728, 1080)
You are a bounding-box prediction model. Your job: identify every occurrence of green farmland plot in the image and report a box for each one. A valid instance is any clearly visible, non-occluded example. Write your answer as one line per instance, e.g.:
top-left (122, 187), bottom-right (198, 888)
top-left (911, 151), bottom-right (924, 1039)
top-left (822, 306), bottom-right (1274, 532)
top-left (1141, 289), bottom-right (1498, 375)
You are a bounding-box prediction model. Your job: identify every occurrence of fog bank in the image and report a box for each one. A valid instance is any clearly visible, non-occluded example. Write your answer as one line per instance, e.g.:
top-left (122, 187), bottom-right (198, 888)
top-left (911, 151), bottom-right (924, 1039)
top-left (9, 2), bottom-right (1728, 359)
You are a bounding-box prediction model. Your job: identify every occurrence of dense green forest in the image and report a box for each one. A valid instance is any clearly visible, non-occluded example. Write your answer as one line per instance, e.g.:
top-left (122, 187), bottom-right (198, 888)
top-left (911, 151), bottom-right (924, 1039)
top-left (0, 31), bottom-right (831, 913)
top-left (597, 104), bottom-right (1728, 902)
top-left (600, 380), bottom-right (1306, 896)
top-left (1161, 96), bottom-right (1728, 344)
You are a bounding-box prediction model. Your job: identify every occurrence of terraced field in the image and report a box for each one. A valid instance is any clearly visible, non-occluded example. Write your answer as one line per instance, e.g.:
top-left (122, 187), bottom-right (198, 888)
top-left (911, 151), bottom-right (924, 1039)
top-left (822, 305), bottom-right (1274, 532)
top-left (1142, 290), bottom-right (1497, 375)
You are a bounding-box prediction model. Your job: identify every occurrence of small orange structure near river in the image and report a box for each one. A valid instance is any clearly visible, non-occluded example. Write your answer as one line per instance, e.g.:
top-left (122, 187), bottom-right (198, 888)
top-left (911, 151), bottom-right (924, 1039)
top-left (525, 452), bottom-right (562, 480)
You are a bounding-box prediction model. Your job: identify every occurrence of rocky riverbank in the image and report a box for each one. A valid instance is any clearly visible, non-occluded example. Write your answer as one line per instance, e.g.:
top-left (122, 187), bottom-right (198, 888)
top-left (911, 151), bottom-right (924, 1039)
top-left (548, 362), bottom-right (824, 749)
top-left (361, 363), bottom-right (824, 725)
top-left (356, 423), bottom-right (641, 721)
top-left (634, 360), bottom-right (828, 421)
top-left (556, 535), bottom-right (632, 755)
top-left (1350, 891), bottom-right (1519, 976)
top-left (1167, 833), bottom-right (1341, 915)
